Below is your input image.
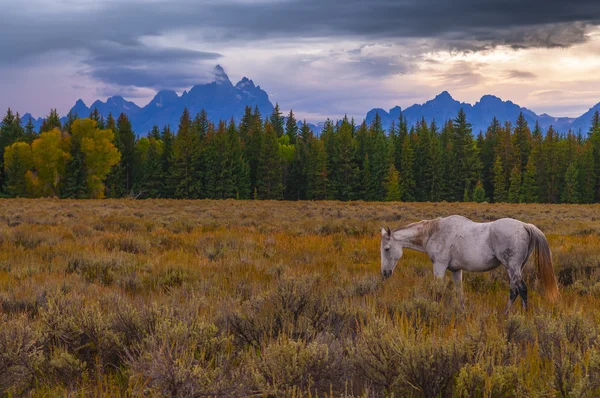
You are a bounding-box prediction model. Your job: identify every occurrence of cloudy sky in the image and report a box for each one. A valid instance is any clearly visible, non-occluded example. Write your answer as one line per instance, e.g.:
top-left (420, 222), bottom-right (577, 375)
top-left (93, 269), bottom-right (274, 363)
top-left (2, 0), bottom-right (600, 122)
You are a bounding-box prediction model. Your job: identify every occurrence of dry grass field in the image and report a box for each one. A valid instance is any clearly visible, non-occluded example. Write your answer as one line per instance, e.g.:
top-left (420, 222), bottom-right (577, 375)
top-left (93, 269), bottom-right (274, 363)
top-left (1, 199), bottom-right (600, 397)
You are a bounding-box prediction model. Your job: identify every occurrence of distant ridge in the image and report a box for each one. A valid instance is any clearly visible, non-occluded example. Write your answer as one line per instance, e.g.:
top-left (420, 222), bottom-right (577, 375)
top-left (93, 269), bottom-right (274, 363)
top-left (18, 66), bottom-right (600, 136)
top-left (365, 92), bottom-right (600, 135)
top-left (20, 65), bottom-right (275, 135)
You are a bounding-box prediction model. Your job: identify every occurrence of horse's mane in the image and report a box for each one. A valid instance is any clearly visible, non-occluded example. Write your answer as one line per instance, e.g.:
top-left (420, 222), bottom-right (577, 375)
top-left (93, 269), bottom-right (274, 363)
top-left (393, 218), bottom-right (441, 246)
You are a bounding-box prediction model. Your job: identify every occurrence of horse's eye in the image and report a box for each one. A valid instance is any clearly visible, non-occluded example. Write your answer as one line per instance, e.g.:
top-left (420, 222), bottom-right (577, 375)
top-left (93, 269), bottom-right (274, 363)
top-left (385, 248), bottom-right (390, 252)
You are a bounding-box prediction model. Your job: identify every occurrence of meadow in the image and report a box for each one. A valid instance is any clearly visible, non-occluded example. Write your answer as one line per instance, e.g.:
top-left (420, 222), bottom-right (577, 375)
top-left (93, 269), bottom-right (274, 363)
top-left (1, 200), bottom-right (600, 397)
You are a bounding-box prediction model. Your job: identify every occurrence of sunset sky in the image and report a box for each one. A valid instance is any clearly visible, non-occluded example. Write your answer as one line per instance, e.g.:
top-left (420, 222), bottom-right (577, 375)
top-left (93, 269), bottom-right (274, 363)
top-left (2, 0), bottom-right (600, 121)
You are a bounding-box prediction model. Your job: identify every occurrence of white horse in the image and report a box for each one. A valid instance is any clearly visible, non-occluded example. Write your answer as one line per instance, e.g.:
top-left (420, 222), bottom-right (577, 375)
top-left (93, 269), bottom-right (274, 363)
top-left (380, 215), bottom-right (559, 312)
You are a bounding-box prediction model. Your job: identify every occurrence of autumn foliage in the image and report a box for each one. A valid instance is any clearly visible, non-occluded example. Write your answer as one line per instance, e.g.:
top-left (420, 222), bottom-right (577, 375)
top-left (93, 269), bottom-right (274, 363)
top-left (0, 200), bottom-right (598, 396)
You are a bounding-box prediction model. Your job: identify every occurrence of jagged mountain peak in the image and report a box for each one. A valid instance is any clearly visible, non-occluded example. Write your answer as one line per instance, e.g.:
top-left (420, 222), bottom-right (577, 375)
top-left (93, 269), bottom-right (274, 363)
top-left (214, 64), bottom-right (232, 86)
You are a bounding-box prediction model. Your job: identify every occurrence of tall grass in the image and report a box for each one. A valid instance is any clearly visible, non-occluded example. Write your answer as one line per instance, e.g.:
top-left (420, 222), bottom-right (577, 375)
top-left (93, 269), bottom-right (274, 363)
top-left (0, 199), bottom-right (599, 396)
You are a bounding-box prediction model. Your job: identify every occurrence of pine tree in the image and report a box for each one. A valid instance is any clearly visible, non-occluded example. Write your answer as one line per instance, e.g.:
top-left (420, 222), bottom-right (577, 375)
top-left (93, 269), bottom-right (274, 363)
top-left (171, 108), bottom-right (199, 198)
top-left (520, 156), bottom-right (538, 203)
top-left (60, 139), bottom-right (88, 199)
top-left (23, 117), bottom-right (38, 143)
top-left (194, 109), bottom-right (209, 197)
top-left (0, 108), bottom-right (25, 193)
top-left (307, 137), bottom-right (328, 200)
top-left (508, 166), bottom-right (521, 203)
top-left (227, 120), bottom-right (251, 199)
top-left (588, 110), bottom-right (600, 201)
top-left (453, 109), bottom-right (480, 199)
top-left (160, 126), bottom-right (174, 197)
top-left (473, 180), bottom-right (486, 203)
top-left (512, 112), bottom-right (531, 172)
top-left (138, 137), bottom-right (163, 198)
top-left (400, 138), bottom-right (415, 201)
top-left (493, 155), bottom-right (506, 203)
top-left (385, 164), bottom-right (402, 201)
top-left (369, 113), bottom-right (390, 201)
top-left (561, 162), bottom-right (580, 204)
top-left (335, 117), bottom-right (359, 200)
top-left (542, 126), bottom-right (560, 203)
top-left (149, 125), bottom-right (161, 141)
top-left (288, 121), bottom-right (312, 200)
top-left (578, 141), bottom-right (595, 204)
top-left (285, 109), bottom-right (298, 144)
top-left (40, 109), bottom-right (61, 133)
top-left (64, 111), bottom-right (77, 134)
top-left (245, 106), bottom-right (263, 193)
top-left (481, 117), bottom-right (500, 197)
top-left (269, 103), bottom-right (285, 137)
top-left (118, 113), bottom-right (136, 195)
top-left (257, 123), bottom-right (283, 199)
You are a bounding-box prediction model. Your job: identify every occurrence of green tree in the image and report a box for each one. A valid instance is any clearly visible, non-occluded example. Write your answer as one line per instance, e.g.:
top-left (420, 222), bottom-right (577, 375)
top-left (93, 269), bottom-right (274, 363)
top-left (117, 113), bottom-right (136, 195)
top-left (473, 180), bottom-right (486, 203)
top-left (307, 137), bottom-right (328, 200)
top-left (285, 109), bottom-right (298, 144)
top-left (160, 126), bottom-right (175, 197)
top-left (493, 155), bottom-right (506, 203)
top-left (507, 166), bottom-right (521, 203)
top-left (578, 141), bottom-right (595, 204)
top-left (385, 164), bottom-right (402, 201)
top-left (561, 162), bottom-right (580, 204)
top-left (400, 138), bottom-right (415, 201)
top-left (3, 142), bottom-right (33, 196)
top-left (40, 109), bottom-right (61, 133)
top-left (453, 109), bottom-right (480, 200)
top-left (520, 156), bottom-right (538, 203)
top-left (257, 123), bottom-right (283, 199)
top-left (270, 103), bottom-right (285, 137)
top-left (171, 108), bottom-right (199, 198)
top-left (23, 117), bottom-right (38, 143)
top-left (60, 138), bottom-right (88, 199)
top-left (512, 112), bottom-right (531, 172)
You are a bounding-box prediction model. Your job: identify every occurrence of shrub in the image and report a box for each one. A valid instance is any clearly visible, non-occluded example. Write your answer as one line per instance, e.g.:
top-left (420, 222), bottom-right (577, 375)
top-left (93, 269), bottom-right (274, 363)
top-left (0, 317), bottom-right (44, 395)
top-left (127, 318), bottom-right (234, 397)
top-left (398, 338), bottom-right (468, 397)
top-left (249, 335), bottom-right (348, 396)
top-left (102, 233), bottom-right (150, 254)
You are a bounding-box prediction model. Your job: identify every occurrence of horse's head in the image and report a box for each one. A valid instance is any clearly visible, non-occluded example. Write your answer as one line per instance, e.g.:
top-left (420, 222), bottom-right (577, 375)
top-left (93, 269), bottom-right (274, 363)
top-left (381, 227), bottom-right (403, 279)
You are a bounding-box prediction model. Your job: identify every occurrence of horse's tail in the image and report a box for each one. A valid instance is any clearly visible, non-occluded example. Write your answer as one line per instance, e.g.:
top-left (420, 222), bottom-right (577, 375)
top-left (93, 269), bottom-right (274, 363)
top-left (525, 224), bottom-right (559, 302)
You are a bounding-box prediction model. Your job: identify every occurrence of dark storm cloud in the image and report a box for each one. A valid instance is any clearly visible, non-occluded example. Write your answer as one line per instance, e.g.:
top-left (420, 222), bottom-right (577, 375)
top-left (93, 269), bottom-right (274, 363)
top-left (201, 0), bottom-right (598, 50)
top-left (81, 39), bottom-right (221, 89)
top-left (1, 0), bottom-right (599, 90)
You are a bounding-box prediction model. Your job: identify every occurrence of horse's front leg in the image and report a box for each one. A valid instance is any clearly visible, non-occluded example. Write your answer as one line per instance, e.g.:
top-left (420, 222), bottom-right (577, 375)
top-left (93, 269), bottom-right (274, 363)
top-left (452, 270), bottom-right (465, 308)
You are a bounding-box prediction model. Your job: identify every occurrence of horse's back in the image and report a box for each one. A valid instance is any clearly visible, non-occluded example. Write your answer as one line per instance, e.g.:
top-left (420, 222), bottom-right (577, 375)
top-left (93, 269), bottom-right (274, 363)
top-left (437, 215), bottom-right (500, 272)
top-left (489, 218), bottom-right (531, 266)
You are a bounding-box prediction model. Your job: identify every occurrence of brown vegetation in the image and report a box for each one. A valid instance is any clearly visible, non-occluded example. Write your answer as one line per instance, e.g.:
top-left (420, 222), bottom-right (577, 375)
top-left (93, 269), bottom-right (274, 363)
top-left (0, 199), bottom-right (600, 396)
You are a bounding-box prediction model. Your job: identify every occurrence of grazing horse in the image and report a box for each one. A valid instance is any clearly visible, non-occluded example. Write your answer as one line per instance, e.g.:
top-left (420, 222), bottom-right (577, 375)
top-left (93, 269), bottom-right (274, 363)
top-left (380, 215), bottom-right (559, 312)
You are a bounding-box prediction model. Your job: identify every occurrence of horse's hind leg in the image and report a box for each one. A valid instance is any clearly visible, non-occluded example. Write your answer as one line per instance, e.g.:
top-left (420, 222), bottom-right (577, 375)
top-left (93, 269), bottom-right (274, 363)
top-left (505, 263), bottom-right (526, 314)
top-left (518, 261), bottom-right (528, 311)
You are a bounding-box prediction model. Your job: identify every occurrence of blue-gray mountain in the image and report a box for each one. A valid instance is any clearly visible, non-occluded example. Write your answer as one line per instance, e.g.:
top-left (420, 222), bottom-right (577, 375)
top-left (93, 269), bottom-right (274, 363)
top-left (19, 68), bottom-right (600, 136)
top-left (21, 66), bottom-right (274, 135)
top-left (366, 91), bottom-right (600, 135)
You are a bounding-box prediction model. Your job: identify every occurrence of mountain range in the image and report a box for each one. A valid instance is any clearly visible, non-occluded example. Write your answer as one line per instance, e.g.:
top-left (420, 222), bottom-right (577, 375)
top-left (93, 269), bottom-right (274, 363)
top-left (366, 91), bottom-right (599, 135)
top-left (18, 66), bottom-right (600, 136)
top-left (21, 66), bottom-right (274, 135)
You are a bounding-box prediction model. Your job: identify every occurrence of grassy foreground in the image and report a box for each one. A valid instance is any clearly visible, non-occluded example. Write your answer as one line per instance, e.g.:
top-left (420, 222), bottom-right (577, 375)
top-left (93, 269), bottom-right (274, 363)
top-left (1, 200), bottom-right (600, 396)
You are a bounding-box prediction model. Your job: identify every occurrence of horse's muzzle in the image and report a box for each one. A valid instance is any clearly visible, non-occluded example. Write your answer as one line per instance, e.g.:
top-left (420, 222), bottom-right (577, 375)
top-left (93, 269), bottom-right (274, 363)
top-left (382, 269), bottom-right (392, 279)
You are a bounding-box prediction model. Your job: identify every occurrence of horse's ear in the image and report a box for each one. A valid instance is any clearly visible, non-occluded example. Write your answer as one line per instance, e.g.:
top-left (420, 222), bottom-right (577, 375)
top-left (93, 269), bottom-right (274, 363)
top-left (381, 227), bottom-right (388, 237)
top-left (386, 227), bottom-right (391, 236)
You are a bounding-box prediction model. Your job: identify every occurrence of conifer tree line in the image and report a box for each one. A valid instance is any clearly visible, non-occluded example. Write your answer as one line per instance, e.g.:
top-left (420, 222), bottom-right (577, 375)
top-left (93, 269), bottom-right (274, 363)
top-left (1, 104), bottom-right (600, 203)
